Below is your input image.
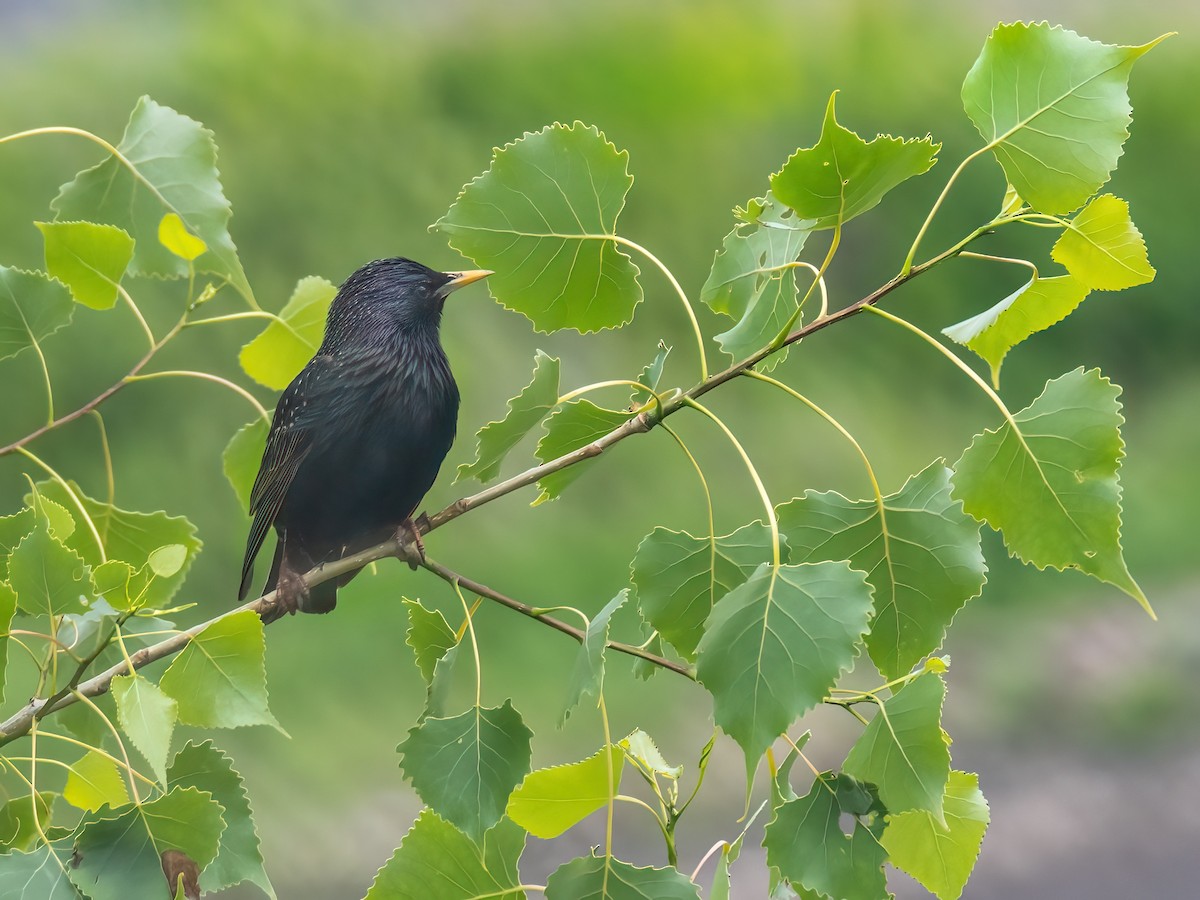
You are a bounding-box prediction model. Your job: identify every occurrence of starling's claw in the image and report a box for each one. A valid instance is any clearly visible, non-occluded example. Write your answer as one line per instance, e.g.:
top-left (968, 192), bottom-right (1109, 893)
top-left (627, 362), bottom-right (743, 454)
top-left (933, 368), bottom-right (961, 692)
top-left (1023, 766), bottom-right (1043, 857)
top-left (396, 517), bottom-right (426, 570)
top-left (262, 563), bottom-right (308, 623)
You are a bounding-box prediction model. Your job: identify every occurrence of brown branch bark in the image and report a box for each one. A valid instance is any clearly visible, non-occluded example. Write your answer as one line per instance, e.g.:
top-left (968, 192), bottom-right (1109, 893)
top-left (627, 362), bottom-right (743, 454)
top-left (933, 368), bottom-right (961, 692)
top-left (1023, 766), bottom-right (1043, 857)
top-left (0, 237), bottom-right (977, 747)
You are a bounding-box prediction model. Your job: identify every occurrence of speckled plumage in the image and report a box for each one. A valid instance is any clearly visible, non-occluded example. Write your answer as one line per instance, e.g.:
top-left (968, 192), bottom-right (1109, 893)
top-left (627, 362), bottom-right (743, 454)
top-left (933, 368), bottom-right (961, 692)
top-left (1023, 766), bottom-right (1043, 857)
top-left (239, 258), bottom-right (488, 620)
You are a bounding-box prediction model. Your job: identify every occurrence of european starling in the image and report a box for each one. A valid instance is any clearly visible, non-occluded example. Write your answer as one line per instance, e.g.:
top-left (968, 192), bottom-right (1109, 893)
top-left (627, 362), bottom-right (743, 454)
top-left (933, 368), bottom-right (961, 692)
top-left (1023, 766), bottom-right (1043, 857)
top-left (239, 258), bottom-right (491, 622)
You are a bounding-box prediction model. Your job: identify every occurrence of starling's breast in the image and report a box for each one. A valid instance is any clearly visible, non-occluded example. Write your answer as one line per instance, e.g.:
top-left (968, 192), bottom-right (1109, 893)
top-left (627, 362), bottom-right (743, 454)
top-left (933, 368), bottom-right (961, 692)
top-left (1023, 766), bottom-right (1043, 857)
top-left (279, 337), bottom-right (459, 558)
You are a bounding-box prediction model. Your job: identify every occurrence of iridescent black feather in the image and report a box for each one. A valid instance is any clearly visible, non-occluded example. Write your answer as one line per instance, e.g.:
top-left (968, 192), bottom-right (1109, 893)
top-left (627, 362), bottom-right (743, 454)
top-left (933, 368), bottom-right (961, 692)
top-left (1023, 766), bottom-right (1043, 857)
top-left (240, 258), bottom-right (483, 620)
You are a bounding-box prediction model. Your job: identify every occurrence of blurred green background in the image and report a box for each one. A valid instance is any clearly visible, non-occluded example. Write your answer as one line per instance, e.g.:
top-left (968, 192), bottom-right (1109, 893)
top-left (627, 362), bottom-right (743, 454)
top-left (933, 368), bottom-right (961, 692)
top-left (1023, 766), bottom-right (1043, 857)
top-left (1, 1), bottom-right (1196, 897)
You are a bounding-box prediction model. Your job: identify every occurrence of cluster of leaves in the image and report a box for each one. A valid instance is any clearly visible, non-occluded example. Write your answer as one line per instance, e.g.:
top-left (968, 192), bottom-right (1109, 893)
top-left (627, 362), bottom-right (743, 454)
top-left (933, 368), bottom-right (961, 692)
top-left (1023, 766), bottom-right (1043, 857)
top-left (0, 19), bottom-right (1166, 900)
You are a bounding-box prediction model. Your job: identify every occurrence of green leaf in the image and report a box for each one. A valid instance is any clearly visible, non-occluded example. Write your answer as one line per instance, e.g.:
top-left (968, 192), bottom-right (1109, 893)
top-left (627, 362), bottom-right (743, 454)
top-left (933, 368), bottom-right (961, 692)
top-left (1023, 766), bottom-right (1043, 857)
top-left (843, 672), bottom-right (951, 820)
top-left (423, 642), bottom-right (464, 722)
top-left (403, 598), bottom-right (457, 684)
top-left (695, 562), bottom-right (873, 767)
top-left (764, 773), bottom-right (889, 900)
top-left (35, 221), bottom-right (135, 310)
top-left (545, 856), bottom-right (701, 900)
top-left (951, 368), bottom-right (1149, 614)
top-left (631, 521), bottom-right (776, 661)
top-left (778, 461), bottom-right (986, 679)
top-left (630, 341), bottom-right (670, 410)
top-left (0, 845), bottom-right (78, 899)
top-left (52, 95), bottom-right (251, 300)
top-left (8, 518), bottom-right (92, 617)
top-left (1051, 194), bottom-right (1155, 290)
top-left (397, 700), bottom-right (533, 843)
top-left (943, 274), bottom-right (1091, 387)
top-left (962, 23), bottom-right (1167, 214)
top-left (68, 786), bottom-right (225, 900)
top-left (158, 212), bottom-right (207, 261)
top-left (701, 194), bottom-right (812, 369)
top-left (770, 93), bottom-right (939, 230)
top-left (91, 559), bottom-right (136, 609)
top-left (0, 583), bottom-right (15, 705)
top-left (458, 351), bottom-right (561, 483)
top-left (507, 746), bottom-right (623, 839)
top-left (159, 610), bottom-right (282, 730)
top-left (0, 792), bottom-right (54, 852)
top-left (223, 419), bottom-right (270, 510)
top-left (112, 673), bottom-right (178, 784)
top-left (239, 275), bottom-right (336, 390)
top-left (0, 266), bottom-right (73, 362)
top-left (883, 771), bottom-right (989, 900)
top-left (366, 812), bottom-right (526, 900)
top-left (434, 122), bottom-right (642, 333)
top-left (562, 591), bottom-right (626, 724)
top-left (33, 480), bottom-right (202, 608)
top-left (619, 729), bottom-right (682, 780)
top-left (167, 741), bottom-right (275, 898)
top-left (63, 750), bottom-right (130, 813)
top-left (533, 400), bottom-right (631, 505)
top-left (148, 543), bottom-right (188, 578)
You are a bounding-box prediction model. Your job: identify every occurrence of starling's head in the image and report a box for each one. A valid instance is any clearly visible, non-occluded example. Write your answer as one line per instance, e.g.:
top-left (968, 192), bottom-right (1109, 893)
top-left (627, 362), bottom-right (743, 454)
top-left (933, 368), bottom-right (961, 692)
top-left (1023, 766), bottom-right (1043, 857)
top-left (325, 258), bottom-right (491, 342)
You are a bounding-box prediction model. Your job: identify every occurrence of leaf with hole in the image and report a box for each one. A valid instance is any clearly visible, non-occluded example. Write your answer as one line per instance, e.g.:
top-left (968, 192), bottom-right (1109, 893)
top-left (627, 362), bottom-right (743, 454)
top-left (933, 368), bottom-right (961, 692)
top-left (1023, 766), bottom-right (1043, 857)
top-left (434, 122), bottom-right (642, 333)
top-left (842, 672), bottom-right (951, 821)
top-left (764, 772), bottom-right (889, 900)
top-left (67, 787), bottom-right (224, 900)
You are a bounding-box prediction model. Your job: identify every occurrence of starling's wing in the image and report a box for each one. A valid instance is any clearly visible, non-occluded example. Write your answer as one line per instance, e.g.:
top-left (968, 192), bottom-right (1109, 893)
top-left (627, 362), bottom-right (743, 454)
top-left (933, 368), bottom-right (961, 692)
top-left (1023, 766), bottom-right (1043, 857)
top-left (238, 356), bottom-right (334, 600)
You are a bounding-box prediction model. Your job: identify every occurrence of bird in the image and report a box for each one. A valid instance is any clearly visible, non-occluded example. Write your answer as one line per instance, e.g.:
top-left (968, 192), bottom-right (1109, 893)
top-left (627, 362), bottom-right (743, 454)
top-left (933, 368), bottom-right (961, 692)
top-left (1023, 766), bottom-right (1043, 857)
top-left (238, 258), bottom-right (491, 622)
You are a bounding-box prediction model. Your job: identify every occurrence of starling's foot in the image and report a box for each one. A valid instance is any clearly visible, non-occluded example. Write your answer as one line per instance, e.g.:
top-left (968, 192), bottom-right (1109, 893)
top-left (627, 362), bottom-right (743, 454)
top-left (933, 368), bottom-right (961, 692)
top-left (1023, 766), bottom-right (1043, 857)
top-left (262, 565), bottom-right (308, 623)
top-left (396, 516), bottom-right (426, 570)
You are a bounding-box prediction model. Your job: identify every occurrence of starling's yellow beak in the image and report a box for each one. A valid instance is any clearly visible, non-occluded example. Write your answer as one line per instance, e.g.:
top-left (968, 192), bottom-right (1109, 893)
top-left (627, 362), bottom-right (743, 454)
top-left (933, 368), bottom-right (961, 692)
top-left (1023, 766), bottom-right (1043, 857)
top-left (439, 269), bottom-right (493, 296)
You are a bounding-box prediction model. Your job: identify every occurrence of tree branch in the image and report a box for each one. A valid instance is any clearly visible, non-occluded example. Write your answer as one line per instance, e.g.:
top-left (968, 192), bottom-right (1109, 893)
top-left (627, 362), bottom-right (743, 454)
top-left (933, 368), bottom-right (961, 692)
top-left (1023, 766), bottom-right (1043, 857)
top-left (0, 235), bottom-right (980, 746)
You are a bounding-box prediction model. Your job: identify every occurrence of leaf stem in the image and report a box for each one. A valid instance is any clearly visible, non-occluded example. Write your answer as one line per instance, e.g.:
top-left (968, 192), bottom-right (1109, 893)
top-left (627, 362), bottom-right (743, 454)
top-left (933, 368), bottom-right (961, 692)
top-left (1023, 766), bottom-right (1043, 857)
top-left (681, 397), bottom-right (780, 576)
top-left (611, 235), bottom-right (708, 380)
top-left (16, 446), bottom-right (107, 563)
top-left (125, 370), bottom-right (270, 423)
top-left (450, 580), bottom-right (482, 708)
top-left (117, 284), bottom-right (156, 350)
top-left (902, 146), bottom-right (989, 275)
